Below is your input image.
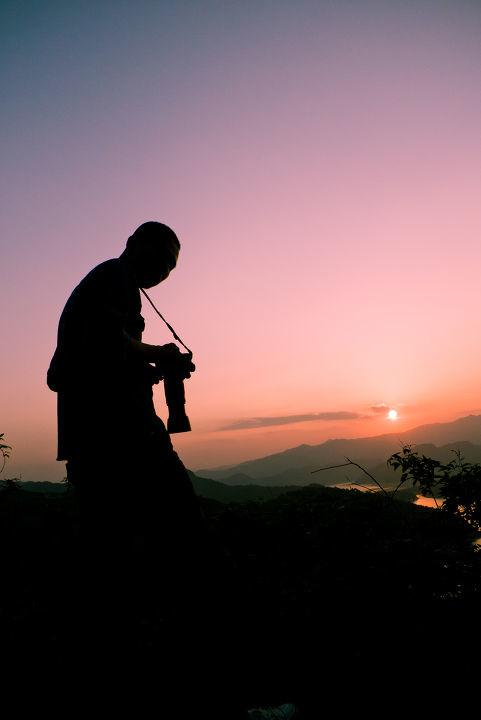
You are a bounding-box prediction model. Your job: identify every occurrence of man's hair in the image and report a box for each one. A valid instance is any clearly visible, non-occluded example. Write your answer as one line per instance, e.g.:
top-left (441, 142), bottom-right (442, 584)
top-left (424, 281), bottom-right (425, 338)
top-left (126, 221), bottom-right (180, 252)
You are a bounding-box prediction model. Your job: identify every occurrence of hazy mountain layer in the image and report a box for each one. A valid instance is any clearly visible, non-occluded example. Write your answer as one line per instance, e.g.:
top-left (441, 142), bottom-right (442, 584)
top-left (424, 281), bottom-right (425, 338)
top-left (197, 414), bottom-right (481, 487)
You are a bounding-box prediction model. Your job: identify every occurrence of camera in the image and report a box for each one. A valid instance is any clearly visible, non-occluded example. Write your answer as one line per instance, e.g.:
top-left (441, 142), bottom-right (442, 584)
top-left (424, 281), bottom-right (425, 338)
top-left (156, 350), bottom-right (195, 433)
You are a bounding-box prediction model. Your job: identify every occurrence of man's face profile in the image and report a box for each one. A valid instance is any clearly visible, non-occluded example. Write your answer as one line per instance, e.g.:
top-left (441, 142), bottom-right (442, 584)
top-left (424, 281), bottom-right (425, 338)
top-left (135, 242), bottom-right (179, 289)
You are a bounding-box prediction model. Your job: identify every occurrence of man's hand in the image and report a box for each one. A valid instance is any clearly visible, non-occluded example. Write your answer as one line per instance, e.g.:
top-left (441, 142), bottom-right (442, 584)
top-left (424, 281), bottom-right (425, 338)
top-left (153, 343), bottom-right (195, 377)
top-left (124, 334), bottom-right (194, 377)
top-left (156, 343), bottom-right (181, 357)
top-left (153, 343), bottom-right (181, 372)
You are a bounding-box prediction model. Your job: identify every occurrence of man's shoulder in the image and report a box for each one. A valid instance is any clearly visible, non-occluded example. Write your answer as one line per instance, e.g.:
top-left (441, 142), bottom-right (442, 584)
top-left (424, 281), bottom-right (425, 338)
top-left (82, 257), bottom-right (123, 284)
top-left (60, 258), bottom-right (133, 316)
top-left (72, 257), bottom-right (132, 296)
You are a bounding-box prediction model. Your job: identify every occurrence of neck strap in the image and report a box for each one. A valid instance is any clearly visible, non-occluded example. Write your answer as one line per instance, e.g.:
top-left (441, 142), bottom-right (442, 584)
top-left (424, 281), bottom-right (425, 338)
top-left (140, 288), bottom-right (193, 357)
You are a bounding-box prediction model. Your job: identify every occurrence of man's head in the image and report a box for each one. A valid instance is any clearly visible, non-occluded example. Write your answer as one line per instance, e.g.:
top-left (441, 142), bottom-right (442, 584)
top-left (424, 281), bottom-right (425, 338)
top-left (124, 221), bottom-right (180, 288)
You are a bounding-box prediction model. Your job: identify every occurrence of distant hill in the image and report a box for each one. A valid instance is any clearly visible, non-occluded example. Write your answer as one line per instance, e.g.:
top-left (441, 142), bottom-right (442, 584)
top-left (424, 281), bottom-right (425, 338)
top-left (1, 475), bottom-right (301, 505)
top-left (197, 414), bottom-right (481, 487)
top-left (187, 472), bottom-right (300, 502)
top-left (1, 480), bottom-right (68, 494)
top-left (11, 414), bottom-right (481, 497)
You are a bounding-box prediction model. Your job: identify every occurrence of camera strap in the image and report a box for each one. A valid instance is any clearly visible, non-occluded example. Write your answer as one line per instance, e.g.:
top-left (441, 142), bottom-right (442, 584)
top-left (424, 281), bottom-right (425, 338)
top-left (140, 288), bottom-right (193, 357)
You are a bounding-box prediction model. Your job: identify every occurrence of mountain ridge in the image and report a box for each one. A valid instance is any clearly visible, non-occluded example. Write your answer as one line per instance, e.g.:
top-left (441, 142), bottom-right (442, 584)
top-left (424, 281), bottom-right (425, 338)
top-left (197, 414), bottom-right (481, 486)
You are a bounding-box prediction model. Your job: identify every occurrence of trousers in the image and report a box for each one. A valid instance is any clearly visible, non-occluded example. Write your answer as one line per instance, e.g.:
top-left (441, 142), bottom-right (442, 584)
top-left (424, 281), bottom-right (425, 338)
top-left (65, 433), bottom-right (252, 718)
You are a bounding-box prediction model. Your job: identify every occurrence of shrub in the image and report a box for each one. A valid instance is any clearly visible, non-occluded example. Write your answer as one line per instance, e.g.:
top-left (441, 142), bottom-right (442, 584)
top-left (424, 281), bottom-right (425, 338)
top-left (388, 445), bottom-right (481, 529)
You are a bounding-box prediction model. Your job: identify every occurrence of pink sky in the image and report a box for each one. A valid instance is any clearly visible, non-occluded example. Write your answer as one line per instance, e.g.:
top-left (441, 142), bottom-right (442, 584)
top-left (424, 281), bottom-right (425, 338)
top-left (2, 1), bottom-right (481, 480)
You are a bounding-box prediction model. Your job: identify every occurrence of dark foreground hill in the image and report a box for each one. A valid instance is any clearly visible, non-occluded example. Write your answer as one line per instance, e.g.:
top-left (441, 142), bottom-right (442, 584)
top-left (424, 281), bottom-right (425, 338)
top-left (1, 480), bottom-right (480, 712)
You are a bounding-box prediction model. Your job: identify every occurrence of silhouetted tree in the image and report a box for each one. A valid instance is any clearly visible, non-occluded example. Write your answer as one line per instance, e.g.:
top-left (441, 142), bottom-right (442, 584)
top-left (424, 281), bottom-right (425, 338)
top-left (388, 444), bottom-right (481, 530)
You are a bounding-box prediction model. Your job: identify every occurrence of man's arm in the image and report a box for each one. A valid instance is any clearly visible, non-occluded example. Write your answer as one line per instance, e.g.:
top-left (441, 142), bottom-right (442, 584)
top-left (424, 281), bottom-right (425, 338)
top-left (123, 332), bottom-right (181, 370)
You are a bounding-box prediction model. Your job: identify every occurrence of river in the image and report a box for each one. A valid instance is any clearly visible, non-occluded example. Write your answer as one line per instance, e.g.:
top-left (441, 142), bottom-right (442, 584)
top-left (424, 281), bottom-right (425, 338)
top-left (334, 481), bottom-right (439, 507)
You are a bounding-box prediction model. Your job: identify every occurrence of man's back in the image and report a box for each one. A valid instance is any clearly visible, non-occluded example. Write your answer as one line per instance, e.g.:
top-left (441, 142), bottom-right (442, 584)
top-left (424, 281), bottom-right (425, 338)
top-left (48, 255), bottom-right (157, 462)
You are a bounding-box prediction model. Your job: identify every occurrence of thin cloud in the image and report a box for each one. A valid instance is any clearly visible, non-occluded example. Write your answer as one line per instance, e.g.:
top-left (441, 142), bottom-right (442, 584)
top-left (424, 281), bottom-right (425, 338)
top-left (220, 412), bottom-right (363, 431)
top-left (370, 404), bottom-right (390, 415)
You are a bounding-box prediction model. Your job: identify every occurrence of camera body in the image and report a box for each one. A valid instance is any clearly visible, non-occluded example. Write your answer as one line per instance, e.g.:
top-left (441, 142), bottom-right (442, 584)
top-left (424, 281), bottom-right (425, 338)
top-left (156, 351), bottom-right (195, 433)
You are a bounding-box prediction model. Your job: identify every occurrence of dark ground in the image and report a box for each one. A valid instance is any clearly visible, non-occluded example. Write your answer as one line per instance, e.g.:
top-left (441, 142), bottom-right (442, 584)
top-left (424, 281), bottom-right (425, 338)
top-left (1, 480), bottom-right (480, 713)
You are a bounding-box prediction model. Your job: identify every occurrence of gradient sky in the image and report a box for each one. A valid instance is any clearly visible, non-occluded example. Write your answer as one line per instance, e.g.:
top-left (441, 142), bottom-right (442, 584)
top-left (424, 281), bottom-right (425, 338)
top-left (2, 0), bottom-right (481, 481)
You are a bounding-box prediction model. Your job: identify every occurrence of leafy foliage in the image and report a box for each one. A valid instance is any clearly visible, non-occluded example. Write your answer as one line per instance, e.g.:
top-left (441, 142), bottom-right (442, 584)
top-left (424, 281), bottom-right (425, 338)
top-left (388, 444), bottom-right (481, 529)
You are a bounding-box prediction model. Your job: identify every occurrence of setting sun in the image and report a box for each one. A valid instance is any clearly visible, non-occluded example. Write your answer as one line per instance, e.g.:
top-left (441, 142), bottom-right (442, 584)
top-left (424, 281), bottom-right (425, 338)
top-left (387, 410), bottom-right (399, 421)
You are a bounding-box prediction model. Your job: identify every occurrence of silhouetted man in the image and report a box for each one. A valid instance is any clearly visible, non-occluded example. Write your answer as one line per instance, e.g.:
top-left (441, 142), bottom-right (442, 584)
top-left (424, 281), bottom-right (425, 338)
top-left (47, 222), bottom-right (296, 720)
top-left (48, 221), bottom-right (189, 482)
top-left (47, 222), bottom-right (211, 683)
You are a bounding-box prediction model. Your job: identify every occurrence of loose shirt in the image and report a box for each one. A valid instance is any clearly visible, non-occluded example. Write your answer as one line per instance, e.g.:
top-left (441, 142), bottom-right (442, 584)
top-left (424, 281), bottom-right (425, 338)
top-left (47, 256), bottom-right (161, 461)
